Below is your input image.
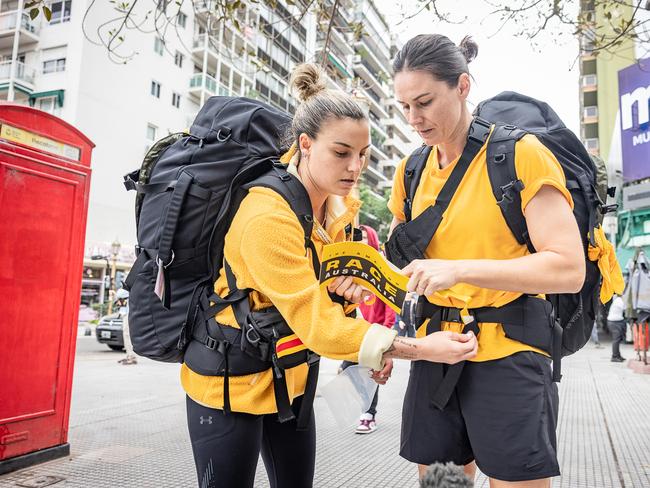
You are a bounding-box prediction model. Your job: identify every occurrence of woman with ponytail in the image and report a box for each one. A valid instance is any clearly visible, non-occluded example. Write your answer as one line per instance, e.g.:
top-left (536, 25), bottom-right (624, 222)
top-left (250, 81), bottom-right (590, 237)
top-left (181, 63), bottom-right (479, 488)
top-left (388, 35), bottom-right (584, 487)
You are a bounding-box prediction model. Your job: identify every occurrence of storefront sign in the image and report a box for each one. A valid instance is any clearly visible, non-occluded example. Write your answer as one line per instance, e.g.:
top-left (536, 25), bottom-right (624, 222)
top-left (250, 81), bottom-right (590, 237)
top-left (618, 58), bottom-right (650, 181)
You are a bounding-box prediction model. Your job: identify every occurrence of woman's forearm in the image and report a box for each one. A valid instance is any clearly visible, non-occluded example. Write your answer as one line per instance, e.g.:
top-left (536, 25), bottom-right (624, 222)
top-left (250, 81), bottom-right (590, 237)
top-left (383, 337), bottom-right (421, 361)
top-left (382, 331), bottom-right (478, 364)
top-left (456, 250), bottom-right (584, 295)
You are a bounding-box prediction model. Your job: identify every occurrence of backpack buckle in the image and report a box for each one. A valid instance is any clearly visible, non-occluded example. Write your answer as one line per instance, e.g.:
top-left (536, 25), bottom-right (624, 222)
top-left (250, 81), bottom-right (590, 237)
top-left (497, 179), bottom-right (525, 206)
top-left (205, 336), bottom-right (218, 350)
top-left (307, 351), bottom-right (320, 365)
top-left (468, 117), bottom-right (491, 144)
top-left (245, 323), bottom-right (262, 346)
top-left (600, 203), bottom-right (618, 214)
top-left (156, 250), bottom-right (175, 269)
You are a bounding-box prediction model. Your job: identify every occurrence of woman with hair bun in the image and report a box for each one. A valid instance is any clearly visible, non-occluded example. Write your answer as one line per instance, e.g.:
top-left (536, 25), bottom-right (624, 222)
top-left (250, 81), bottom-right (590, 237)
top-left (181, 62), bottom-right (479, 488)
top-left (388, 35), bottom-right (584, 487)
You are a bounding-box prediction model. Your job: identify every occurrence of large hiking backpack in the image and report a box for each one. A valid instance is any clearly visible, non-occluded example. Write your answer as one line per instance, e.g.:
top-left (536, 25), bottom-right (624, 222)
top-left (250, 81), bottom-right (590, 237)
top-left (123, 97), bottom-right (321, 426)
top-left (123, 96), bottom-right (309, 361)
top-left (475, 91), bottom-right (617, 357)
top-left (390, 92), bottom-right (617, 362)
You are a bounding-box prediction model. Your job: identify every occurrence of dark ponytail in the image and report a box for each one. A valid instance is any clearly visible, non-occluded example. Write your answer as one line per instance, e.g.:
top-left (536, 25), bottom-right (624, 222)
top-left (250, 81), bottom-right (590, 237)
top-left (393, 34), bottom-right (478, 87)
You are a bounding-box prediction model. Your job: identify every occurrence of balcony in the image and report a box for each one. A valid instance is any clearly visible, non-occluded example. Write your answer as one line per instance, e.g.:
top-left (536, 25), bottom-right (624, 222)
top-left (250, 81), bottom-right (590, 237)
top-left (353, 15), bottom-right (390, 63)
top-left (192, 34), bottom-right (253, 79)
top-left (323, 50), bottom-right (352, 79)
top-left (384, 114), bottom-right (413, 142)
top-left (365, 160), bottom-right (389, 185)
top-left (384, 136), bottom-right (414, 159)
top-left (352, 55), bottom-right (389, 99)
top-left (355, 38), bottom-right (389, 76)
top-left (0, 10), bottom-right (40, 49)
top-left (362, 87), bottom-right (388, 120)
top-left (0, 60), bottom-right (36, 95)
top-left (318, 25), bottom-right (354, 58)
top-left (188, 73), bottom-right (232, 100)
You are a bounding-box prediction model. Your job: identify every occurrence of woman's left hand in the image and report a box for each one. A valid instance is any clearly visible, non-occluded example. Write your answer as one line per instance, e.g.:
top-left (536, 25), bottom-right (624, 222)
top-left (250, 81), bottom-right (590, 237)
top-left (402, 259), bottom-right (461, 296)
top-left (370, 358), bottom-right (393, 385)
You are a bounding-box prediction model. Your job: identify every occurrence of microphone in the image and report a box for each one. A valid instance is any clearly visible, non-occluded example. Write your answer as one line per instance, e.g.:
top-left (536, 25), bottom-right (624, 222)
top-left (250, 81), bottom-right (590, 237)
top-left (420, 462), bottom-right (474, 488)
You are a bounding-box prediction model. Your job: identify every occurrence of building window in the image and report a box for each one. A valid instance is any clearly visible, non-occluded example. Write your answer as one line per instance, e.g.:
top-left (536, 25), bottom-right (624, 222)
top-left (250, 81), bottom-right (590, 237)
top-left (145, 124), bottom-right (157, 153)
top-left (581, 74), bottom-right (597, 88)
top-left (177, 11), bottom-right (187, 28)
top-left (37, 96), bottom-right (59, 115)
top-left (50, 0), bottom-right (72, 24)
top-left (174, 51), bottom-right (184, 67)
top-left (146, 124), bottom-right (157, 141)
top-left (583, 106), bottom-right (598, 118)
top-left (584, 138), bottom-right (599, 151)
top-left (154, 36), bottom-right (164, 55)
top-left (172, 92), bottom-right (181, 108)
top-left (151, 80), bottom-right (161, 98)
top-left (43, 58), bottom-right (66, 73)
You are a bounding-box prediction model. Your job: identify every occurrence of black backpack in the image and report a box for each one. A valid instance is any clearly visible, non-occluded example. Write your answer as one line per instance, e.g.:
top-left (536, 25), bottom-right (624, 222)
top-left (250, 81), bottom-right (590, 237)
top-left (393, 92), bottom-right (616, 362)
top-left (122, 97), bottom-right (321, 427)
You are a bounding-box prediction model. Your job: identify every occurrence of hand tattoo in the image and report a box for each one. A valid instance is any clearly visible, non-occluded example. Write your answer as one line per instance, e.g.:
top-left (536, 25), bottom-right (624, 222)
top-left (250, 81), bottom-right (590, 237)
top-left (383, 338), bottom-right (419, 360)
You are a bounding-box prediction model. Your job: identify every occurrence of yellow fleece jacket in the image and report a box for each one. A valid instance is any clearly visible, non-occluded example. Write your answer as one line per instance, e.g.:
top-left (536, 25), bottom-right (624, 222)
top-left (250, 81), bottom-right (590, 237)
top-left (181, 162), bottom-right (396, 414)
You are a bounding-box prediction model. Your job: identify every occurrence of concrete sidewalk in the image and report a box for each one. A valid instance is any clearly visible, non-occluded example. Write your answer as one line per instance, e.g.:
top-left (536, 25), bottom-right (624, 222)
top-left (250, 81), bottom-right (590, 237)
top-left (1, 337), bottom-right (649, 487)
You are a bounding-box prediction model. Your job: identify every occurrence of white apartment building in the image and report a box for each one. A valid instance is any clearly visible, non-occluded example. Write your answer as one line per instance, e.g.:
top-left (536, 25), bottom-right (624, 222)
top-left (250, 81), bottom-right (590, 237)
top-left (0, 0), bottom-right (416, 304)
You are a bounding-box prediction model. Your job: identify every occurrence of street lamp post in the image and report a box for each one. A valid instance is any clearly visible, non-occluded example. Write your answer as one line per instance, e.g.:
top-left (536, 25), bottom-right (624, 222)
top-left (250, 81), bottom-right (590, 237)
top-left (90, 254), bottom-right (110, 316)
top-left (107, 239), bottom-right (121, 314)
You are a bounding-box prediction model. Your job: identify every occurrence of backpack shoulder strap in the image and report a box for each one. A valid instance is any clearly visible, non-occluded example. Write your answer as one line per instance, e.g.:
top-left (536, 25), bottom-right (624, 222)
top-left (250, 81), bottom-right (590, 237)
top-left (243, 165), bottom-right (319, 276)
top-left (386, 117), bottom-right (492, 267)
top-left (485, 125), bottom-right (535, 253)
top-left (403, 145), bottom-right (433, 222)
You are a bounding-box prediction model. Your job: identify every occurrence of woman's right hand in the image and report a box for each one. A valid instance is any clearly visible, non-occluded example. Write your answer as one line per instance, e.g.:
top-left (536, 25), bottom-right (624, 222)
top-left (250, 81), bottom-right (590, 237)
top-left (418, 330), bottom-right (478, 364)
top-left (327, 276), bottom-right (373, 304)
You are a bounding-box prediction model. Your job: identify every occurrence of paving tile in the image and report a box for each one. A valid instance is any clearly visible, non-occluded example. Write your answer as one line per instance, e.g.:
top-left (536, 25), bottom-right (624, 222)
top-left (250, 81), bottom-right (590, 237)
top-left (1, 338), bottom-right (648, 487)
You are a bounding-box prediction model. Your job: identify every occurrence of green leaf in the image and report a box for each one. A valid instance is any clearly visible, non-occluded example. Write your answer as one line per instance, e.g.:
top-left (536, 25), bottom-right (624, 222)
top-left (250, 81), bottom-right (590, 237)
top-left (24, 1), bottom-right (39, 8)
top-left (42, 5), bottom-right (51, 21)
top-left (29, 8), bottom-right (39, 20)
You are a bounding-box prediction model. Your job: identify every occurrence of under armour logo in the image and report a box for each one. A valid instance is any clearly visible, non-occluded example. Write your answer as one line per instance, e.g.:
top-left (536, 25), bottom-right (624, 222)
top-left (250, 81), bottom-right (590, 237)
top-left (199, 416), bottom-right (213, 425)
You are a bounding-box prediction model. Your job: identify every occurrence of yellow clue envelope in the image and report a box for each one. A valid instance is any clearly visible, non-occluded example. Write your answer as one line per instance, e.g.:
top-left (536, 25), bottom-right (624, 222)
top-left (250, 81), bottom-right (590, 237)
top-left (319, 242), bottom-right (472, 316)
top-left (319, 242), bottom-right (408, 313)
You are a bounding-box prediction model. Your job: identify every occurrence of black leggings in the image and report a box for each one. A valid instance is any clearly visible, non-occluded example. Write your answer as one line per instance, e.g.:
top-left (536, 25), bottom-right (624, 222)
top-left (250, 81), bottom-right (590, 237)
top-left (186, 395), bottom-right (316, 488)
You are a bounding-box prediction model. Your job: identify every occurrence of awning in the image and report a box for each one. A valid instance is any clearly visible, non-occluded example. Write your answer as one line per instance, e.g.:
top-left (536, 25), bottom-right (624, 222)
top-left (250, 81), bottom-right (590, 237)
top-left (328, 53), bottom-right (352, 79)
top-left (28, 89), bottom-right (64, 107)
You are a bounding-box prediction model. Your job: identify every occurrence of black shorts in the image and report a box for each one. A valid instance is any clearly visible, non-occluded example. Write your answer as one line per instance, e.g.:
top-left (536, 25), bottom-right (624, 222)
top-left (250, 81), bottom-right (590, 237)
top-left (400, 351), bottom-right (560, 482)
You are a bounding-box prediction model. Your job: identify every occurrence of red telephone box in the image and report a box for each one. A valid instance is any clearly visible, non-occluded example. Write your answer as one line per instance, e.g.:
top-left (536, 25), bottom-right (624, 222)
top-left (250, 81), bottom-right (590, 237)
top-left (0, 104), bottom-right (93, 474)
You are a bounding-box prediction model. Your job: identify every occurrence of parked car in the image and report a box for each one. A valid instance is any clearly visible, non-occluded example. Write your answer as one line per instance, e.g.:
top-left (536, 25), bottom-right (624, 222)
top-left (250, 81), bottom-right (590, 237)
top-left (95, 313), bottom-right (124, 351)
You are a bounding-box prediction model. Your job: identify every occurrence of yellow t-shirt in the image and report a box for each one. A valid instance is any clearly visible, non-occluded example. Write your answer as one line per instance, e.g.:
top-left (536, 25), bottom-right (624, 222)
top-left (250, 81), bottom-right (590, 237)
top-left (387, 133), bottom-right (573, 361)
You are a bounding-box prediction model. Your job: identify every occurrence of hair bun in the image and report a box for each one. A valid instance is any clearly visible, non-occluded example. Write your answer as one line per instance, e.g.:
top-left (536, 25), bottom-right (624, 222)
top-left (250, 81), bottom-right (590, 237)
top-left (458, 36), bottom-right (478, 64)
top-left (289, 63), bottom-right (327, 102)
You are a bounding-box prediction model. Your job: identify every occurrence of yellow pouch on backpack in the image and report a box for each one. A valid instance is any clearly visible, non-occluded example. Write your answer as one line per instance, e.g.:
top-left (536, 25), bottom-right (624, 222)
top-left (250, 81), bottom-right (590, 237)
top-left (588, 225), bottom-right (624, 303)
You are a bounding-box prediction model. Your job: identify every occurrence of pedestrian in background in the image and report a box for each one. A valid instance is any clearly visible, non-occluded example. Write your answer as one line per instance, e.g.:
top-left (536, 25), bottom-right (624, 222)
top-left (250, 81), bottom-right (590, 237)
top-left (608, 294), bottom-right (626, 362)
top-left (590, 321), bottom-right (603, 348)
top-left (115, 288), bottom-right (137, 365)
top-left (339, 225), bottom-right (396, 434)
